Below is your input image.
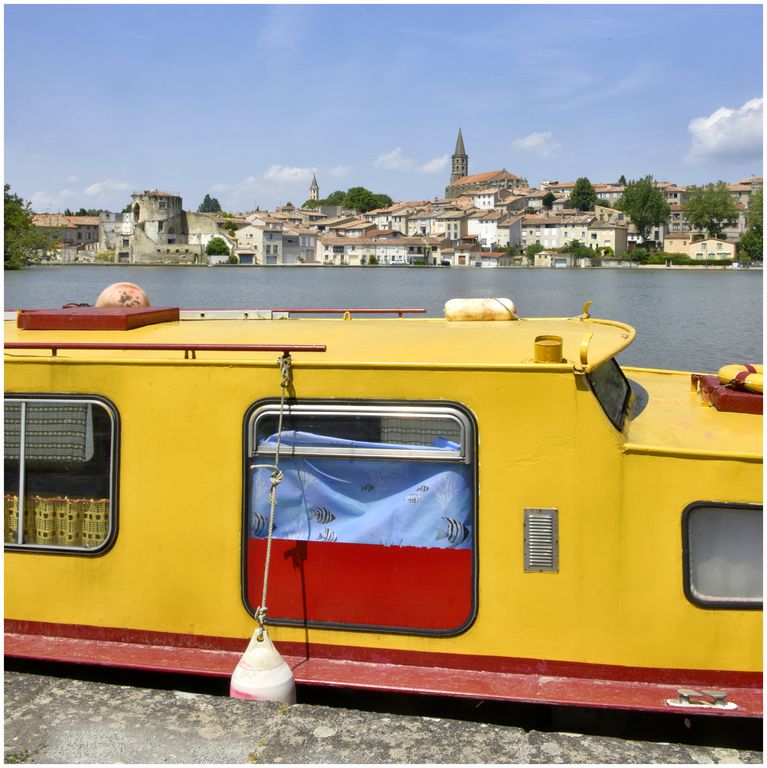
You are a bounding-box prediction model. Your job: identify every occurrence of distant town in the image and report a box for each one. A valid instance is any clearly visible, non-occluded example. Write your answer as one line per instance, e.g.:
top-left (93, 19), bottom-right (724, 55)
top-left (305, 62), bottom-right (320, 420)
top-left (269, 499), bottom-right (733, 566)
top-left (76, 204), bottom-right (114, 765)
top-left (24, 130), bottom-right (764, 269)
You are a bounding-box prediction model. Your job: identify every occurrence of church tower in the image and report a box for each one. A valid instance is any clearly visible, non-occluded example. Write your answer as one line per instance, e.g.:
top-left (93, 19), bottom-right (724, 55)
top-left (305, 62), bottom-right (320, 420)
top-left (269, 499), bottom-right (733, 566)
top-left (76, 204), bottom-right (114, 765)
top-left (450, 128), bottom-right (468, 184)
top-left (309, 173), bottom-right (319, 202)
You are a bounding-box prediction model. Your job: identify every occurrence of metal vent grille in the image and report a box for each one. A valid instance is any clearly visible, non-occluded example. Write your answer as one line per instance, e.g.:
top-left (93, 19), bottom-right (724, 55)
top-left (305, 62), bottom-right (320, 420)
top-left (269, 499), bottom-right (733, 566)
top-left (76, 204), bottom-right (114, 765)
top-left (524, 508), bottom-right (559, 572)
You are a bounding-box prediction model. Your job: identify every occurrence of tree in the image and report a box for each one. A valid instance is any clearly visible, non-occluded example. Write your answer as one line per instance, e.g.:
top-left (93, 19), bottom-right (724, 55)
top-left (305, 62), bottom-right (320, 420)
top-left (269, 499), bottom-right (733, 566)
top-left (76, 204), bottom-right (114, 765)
top-left (4, 185), bottom-right (59, 269)
top-left (737, 227), bottom-right (762, 264)
top-left (616, 176), bottom-right (671, 244)
top-left (685, 181), bottom-right (738, 239)
top-left (198, 194), bottom-right (222, 213)
top-left (343, 187), bottom-right (376, 212)
top-left (370, 193), bottom-right (393, 210)
top-left (205, 237), bottom-right (229, 256)
top-left (323, 191), bottom-right (346, 206)
top-left (569, 177), bottom-right (597, 212)
top-left (747, 188), bottom-right (762, 231)
top-left (525, 243), bottom-right (545, 259)
top-left (558, 239), bottom-right (592, 258)
top-left (738, 189), bottom-right (763, 263)
top-left (542, 191), bottom-right (556, 209)
top-left (618, 175), bottom-right (627, 186)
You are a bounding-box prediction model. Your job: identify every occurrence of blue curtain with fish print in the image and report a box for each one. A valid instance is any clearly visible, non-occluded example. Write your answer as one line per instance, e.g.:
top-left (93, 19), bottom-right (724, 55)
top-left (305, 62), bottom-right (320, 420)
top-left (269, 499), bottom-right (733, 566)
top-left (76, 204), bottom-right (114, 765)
top-left (249, 432), bottom-right (472, 549)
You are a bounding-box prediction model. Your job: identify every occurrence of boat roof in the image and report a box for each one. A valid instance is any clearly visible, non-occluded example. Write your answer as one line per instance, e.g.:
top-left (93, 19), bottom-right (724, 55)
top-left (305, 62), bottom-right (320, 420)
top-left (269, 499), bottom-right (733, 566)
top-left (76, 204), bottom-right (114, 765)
top-left (625, 368), bottom-right (763, 459)
top-left (4, 310), bottom-right (633, 369)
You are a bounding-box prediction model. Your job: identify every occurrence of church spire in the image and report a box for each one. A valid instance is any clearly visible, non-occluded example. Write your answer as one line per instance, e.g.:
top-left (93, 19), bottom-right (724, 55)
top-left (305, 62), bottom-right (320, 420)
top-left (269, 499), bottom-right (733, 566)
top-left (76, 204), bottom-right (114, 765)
top-left (454, 127), bottom-right (466, 157)
top-left (450, 127), bottom-right (468, 185)
top-left (309, 173), bottom-right (319, 202)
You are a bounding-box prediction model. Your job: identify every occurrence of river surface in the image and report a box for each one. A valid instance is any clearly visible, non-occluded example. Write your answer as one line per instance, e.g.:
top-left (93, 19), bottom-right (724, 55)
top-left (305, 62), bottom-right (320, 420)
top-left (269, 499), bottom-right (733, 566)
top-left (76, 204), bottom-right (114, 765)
top-left (4, 265), bottom-right (763, 372)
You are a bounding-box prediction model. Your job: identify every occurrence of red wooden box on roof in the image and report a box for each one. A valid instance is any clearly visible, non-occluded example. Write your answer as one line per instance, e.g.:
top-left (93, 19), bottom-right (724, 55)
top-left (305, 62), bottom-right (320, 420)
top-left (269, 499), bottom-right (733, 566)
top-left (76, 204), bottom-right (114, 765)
top-left (16, 306), bottom-right (180, 331)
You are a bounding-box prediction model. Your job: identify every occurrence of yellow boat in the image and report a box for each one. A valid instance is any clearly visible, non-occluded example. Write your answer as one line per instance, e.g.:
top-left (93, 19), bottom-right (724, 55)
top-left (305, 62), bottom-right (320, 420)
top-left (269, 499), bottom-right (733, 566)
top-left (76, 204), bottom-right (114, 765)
top-left (3, 297), bottom-right (762, 717)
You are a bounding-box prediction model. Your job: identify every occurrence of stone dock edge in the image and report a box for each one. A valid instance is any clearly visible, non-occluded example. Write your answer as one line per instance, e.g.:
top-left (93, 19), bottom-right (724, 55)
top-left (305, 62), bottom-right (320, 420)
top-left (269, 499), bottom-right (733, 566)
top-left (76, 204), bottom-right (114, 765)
top-left (4, 672), bottom-right (762, 764)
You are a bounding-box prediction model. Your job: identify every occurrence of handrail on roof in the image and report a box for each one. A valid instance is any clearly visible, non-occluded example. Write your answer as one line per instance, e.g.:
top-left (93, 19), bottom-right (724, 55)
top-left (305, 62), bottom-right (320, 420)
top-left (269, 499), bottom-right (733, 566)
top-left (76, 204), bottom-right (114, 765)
top-left (4, 342), bottom-right (326, 359)
top-left (270, 308), bottom-right (426, 318)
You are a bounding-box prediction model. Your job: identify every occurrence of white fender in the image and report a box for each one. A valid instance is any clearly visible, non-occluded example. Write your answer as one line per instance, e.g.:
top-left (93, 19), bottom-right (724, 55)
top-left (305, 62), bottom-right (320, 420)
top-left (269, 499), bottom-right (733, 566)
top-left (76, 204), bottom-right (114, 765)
top-left (444, 297), bottom-right (516, 321)
top-left (230, 626), bottom-right (296, 704)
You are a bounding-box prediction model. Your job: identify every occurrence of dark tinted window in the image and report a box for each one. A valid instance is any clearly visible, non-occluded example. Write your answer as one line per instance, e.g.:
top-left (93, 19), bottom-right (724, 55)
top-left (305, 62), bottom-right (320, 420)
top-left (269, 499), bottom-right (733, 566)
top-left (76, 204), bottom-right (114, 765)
top-left (588, 358), bottom-right (631, 430)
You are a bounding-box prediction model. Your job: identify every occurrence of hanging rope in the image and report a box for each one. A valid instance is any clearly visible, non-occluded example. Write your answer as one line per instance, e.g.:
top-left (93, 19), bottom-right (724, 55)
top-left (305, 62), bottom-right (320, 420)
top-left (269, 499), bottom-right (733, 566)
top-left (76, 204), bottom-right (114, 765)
top-left (252, 352), bottom-right (292, 641)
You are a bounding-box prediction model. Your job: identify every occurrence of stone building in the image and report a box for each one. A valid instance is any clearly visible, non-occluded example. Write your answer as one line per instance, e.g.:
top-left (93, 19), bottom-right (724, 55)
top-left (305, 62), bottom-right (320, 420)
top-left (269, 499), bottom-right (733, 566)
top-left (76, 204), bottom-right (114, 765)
top-left (123, 190), bottom-right (230, 264)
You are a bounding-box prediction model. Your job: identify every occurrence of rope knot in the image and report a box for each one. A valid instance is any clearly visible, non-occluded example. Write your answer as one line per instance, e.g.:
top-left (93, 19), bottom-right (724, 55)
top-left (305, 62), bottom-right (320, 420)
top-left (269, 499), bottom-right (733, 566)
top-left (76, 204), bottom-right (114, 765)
top-left (278, 353), bottom-right (292, 389)
top-left (269, 469), bottom-right (283, 488)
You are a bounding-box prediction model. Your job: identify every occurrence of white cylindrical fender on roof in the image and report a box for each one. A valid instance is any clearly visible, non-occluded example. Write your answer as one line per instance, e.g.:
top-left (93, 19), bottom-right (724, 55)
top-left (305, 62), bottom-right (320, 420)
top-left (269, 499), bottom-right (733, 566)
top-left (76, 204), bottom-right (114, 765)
top-left (444, 297), bottom-right (516, 321)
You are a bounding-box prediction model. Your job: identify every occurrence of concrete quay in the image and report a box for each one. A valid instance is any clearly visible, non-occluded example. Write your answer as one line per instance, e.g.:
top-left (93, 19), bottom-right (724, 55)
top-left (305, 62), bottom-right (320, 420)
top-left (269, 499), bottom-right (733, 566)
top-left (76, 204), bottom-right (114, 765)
top-left (4, 672), bottom-right (762, 764)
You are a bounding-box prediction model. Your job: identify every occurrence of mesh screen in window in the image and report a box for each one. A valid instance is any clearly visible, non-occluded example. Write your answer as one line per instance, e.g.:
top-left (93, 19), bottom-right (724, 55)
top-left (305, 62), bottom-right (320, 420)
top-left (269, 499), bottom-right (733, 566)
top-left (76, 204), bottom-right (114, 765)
top-left (4, 397), bottom-right (116, 552)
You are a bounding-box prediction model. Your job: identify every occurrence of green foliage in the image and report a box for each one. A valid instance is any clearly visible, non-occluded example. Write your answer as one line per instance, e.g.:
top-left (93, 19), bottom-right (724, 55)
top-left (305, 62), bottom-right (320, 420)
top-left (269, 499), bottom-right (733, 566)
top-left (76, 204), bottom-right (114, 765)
top-left (525, 243), bottom-right (545, 258)
top-left (685, 182), bottom-right (738, 239)
top-left (310, 188), bottom-right (392, 213)
top-left (750, 188), bottom-right (763, 228)
top-left (342, 187), bottom-right (390, 213)
top-left (618, 175), bottom-right (627, 186)
top-left (569, 177), bottom-right (597, 212)
top-left (4, 185), bottom-right (59, 269)
top-left (738, 188), bottom-right (763, 263)
top-left (595, 199), bottom-right (611, 208)
top-left (616, 176), bottom-right (670, 242)
top-left (198, 194), bottom-right (222, 213)
top-left (558, 239), bottom-right (592, 258)
top-left (368, 254), bottom-right (378, 265)
top-left (205, 236), bottom-right (230, 256)
top-left (122, 203), bottom-right (132, 213)
top-left (542, 191), bottom-right (556, 208)
top-left (227, 254), bottom-right (239, 264)
top-left (222, 220), bottom-right (237, 236)
top-left (738, 227), bottom-right (763, 263)
top-left (323, 190), bottom-right (347, 206)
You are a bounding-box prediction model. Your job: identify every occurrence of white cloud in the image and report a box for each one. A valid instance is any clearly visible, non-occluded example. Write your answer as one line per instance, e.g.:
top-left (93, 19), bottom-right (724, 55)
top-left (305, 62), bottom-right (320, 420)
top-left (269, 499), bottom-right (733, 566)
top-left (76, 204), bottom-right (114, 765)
top-left (512, 131), bottom-right (561, 158)
top-left (27, 179), bottom-right (133, 212)
top-left (212, 166), bottom-right (316, 209)
top-left (83, 178), bottom-right (132, 197)
top-left (375, 147), bottom-right (414, 171)
top-left (417, 154), bottom-right (449, 174)
top-left (262, 165), bottom-right (313, 183)
top-left (687, 98), bottom-right (763, 162)
top-left (327, 165), bottom-right (350, 178)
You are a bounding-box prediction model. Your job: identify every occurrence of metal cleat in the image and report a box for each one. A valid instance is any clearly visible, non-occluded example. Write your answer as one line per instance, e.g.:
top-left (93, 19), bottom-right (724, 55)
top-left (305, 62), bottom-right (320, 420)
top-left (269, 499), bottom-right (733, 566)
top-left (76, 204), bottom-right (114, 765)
top-left (666, 687), bottom-right (737, 710)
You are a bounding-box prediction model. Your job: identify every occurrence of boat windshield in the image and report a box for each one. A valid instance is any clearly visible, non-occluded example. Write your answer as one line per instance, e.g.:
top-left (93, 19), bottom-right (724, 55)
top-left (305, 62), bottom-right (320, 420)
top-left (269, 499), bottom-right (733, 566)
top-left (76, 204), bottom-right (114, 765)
top-left (588, 358), bottom-right (631, 430)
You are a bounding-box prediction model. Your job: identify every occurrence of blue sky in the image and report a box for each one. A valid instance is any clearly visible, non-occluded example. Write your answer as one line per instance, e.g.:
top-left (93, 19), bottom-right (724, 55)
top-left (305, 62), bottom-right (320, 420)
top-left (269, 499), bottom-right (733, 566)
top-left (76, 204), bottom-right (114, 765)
top-left (5, 4), bottom-right (763, 213)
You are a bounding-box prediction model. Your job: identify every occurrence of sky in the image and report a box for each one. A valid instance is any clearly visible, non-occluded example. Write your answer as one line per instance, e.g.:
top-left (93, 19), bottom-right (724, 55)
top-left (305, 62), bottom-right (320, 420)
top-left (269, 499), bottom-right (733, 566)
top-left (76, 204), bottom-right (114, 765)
top-left (4, 3), bottom-right (764, 214)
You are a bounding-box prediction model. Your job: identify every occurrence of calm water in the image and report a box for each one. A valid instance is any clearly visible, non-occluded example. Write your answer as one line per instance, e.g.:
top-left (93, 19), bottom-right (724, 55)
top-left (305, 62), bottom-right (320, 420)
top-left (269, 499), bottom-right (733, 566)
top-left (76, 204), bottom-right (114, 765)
top-left (5, 265), bottom-right (763, 372)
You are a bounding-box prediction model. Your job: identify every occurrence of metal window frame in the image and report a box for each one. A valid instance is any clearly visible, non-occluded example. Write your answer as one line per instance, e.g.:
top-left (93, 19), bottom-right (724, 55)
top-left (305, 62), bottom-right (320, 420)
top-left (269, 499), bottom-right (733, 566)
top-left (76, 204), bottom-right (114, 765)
top-left (682, 500), bottom-right (763, 610)
top-left (248, 402), bottom-right (472, 463)
top-left (3, 393), bottom-right (120, 556)
top-left (240, 398), bottom-right (479, 637)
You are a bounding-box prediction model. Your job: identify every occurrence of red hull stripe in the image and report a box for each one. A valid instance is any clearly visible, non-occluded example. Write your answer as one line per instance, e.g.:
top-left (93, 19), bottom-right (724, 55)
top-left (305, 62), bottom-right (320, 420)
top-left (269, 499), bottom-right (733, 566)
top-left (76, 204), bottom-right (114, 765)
top-left (246, 539), bottom-right (473, 631)
top-left (4, 621), bottom-right (761, 717)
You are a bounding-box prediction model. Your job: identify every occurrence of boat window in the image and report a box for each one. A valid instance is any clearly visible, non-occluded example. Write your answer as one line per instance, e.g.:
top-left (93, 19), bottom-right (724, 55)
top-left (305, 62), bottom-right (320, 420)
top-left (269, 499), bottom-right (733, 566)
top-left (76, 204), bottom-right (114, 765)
top-left (4, 396), bottom-right (118, 554)
top-left (244, 402), bottom-right (477, 636)
top-left (587, 357), bottom-right (631, 430)
top-left (683, 502), bottom-right (762, 609)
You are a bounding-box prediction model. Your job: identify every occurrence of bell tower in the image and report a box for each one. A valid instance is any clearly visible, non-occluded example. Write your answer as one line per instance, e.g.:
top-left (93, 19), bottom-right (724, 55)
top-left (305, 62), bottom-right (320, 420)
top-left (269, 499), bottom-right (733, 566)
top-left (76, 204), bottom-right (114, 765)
top-left (450, 128), bottom-right (468, 184)
top-left (309, 173), bottom-right (319, 202)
